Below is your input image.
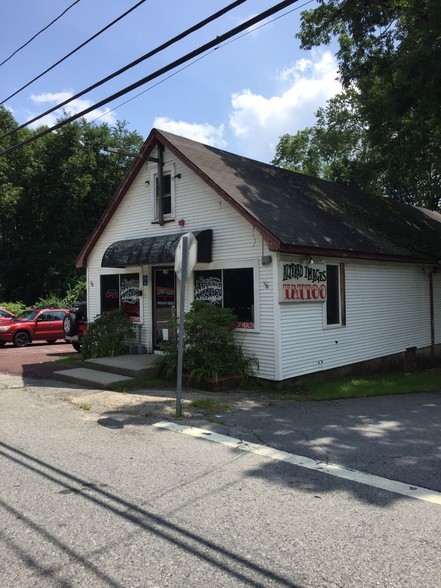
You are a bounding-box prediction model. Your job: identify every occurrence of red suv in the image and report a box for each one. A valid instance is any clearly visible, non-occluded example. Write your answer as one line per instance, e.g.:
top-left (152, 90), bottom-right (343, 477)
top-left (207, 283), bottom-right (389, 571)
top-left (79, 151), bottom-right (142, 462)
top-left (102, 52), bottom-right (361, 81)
top-left (0, 308), bottom-right (68, 347)
top-left (0, 307), bottom-right (16, 324)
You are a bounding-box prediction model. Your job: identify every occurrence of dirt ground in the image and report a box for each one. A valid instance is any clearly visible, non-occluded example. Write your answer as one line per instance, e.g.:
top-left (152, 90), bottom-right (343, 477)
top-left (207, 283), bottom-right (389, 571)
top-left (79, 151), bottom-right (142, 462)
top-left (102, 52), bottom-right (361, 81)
top-left (0, 341), bottom-right (77, 379)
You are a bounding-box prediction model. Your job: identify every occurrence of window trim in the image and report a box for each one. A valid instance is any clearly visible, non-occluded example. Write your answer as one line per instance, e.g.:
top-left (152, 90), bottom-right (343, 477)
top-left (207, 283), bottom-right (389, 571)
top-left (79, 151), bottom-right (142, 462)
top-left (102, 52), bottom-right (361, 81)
top-left (324, 262), bottom-right (346, 328)
top-left (152, 167), bottom-right (175, 222)
top-left (192, 261), bottom-right (260, 332)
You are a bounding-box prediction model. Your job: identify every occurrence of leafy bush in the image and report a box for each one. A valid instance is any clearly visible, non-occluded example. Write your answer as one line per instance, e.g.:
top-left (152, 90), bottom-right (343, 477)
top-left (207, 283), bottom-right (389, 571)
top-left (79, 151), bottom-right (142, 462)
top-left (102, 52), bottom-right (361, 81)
top-left (82, 309), bottom-right (134, 359)
top-left (0, 301), bottom-right (26, 315)
top-left (35, 294), bottom-right (67, 309)
top-left (62, 276), bottom-right (87, 307)
top-left (156, 300), bottom-right (258, 385)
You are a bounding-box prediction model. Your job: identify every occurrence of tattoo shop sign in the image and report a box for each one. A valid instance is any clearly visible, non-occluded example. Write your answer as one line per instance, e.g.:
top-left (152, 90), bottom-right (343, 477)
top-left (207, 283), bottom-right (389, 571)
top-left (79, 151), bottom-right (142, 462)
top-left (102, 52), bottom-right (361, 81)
top-left (279, 261), bottom-right (327, 303)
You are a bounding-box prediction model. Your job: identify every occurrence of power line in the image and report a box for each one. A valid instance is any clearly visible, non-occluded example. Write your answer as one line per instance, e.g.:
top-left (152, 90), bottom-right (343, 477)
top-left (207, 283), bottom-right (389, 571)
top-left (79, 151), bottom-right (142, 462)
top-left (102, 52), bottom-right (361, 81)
top-left (0, 0), bottom-right (247, 141)
top-left (90, 0), bottom-right (316, 125)
top-left (1, 0), bottom-right (147, 105)
top-left (0, 0), bottom-right (81, 68)
top-left (0, 0), bottom-right (301, 157)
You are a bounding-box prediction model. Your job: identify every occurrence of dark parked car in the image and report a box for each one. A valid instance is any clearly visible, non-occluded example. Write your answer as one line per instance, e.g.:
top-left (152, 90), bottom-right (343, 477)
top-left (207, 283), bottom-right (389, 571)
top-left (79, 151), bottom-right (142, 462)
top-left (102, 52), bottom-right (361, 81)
top-left (63, 302), bottom-right (87, 352)
top-left (0, 308), bottom-right (68, 347)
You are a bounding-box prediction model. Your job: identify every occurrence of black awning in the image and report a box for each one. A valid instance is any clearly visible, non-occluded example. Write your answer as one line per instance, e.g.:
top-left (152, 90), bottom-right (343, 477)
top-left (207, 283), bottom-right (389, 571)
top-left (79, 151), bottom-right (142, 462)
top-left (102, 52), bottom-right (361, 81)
top-left (101, 229), bottom-right (212, 268)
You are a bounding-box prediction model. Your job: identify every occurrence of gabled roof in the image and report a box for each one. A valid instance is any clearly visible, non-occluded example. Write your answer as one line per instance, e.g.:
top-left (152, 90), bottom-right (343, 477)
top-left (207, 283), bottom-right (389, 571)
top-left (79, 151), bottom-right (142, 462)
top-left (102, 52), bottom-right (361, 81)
top-left (77, 128), bottom-right (441, 267)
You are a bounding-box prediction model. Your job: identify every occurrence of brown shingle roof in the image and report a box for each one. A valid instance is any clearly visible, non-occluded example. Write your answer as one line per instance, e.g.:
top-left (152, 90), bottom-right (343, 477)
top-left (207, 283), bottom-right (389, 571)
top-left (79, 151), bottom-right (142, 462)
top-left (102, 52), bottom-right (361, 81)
top-left (76, 128), bottom-right (441, 267)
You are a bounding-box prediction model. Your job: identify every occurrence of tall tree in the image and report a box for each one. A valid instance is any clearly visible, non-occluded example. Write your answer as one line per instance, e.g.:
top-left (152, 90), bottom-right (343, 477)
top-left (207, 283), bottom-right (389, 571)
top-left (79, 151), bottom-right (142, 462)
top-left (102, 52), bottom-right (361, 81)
top-left (0, 109), bottom-right (143, 303)
top-left (274, 0), bottom-right (441, 210)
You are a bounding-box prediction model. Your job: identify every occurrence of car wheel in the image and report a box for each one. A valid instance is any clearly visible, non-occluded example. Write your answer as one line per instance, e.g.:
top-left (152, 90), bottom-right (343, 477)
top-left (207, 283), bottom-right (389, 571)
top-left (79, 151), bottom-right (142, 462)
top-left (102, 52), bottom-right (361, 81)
top-left (13, 331), bottom-right (30, 347)
top-left (46, 340), bottom-right (56, 344)
top-left (63, 312), bottom-right (77, 337)
top-left (0, 341), bottom-right (6, 347)
top-left (72, 342), bottom-right (82, 352)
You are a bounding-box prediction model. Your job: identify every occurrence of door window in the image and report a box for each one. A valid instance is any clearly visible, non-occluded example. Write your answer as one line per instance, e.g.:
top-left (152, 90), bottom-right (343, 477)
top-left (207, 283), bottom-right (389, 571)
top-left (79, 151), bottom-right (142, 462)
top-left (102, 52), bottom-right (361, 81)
top-left (153, 268), bottom-right (176, 349)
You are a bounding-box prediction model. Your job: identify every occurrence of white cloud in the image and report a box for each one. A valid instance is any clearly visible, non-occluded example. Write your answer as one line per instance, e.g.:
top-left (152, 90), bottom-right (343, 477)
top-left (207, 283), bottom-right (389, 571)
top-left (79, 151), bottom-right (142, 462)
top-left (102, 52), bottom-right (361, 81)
top-left (228, 51), bottom-right (342, 162)
top-left (27, 91), bottom-right (117, 127)
top-left (152, 117), bottom-right (227, 149)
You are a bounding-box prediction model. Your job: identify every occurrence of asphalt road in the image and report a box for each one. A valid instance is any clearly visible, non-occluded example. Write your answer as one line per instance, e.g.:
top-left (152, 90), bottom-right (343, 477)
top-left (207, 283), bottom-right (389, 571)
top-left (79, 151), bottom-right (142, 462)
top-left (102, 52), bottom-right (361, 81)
top-left (1, 373), bottom-right (440, 587)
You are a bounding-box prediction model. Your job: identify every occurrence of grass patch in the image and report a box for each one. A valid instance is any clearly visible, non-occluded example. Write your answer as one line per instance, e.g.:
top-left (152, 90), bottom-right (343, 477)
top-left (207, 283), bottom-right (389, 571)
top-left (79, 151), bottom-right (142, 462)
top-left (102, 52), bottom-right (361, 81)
top-left (79, 402), bottom-right (91, 411)
top-left (269, 368), bottom-right (441, 401)
top-left (186, 398), bottom-right (230, 412)
top-left (52, 354), bottom-right (83, 365)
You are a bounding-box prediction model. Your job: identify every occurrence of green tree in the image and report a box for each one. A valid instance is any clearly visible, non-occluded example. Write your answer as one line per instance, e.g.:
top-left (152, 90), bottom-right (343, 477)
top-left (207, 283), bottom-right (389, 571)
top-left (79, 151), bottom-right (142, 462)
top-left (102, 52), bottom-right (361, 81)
top-left (273, 88), bottom-right (379, 192)
top-left (275, 0), bottom-right (441, 210)
top-left (0, 108), bottom-right (143, 303)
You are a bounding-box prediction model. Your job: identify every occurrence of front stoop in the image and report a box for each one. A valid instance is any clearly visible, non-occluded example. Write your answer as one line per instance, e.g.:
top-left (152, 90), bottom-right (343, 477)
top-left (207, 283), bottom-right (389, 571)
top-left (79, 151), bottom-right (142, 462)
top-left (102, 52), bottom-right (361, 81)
top-left (54, 368), bottom-right (134, 390)
top-left (53, 354), bottom-right (159, 390)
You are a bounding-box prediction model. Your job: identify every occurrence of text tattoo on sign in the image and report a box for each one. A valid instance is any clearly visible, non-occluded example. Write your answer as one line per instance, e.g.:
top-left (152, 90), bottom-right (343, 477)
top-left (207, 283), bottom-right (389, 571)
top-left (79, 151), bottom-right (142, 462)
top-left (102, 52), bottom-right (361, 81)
top-left (280, 262), bottom-right (327, 302)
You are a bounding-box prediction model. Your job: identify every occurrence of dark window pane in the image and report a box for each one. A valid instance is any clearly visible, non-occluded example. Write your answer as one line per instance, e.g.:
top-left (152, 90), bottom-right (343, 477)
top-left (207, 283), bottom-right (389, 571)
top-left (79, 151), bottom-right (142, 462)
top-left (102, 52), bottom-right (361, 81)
top-left (326, 265), bottom-right (340, 325)
top-left (101, 275), bottom-right (120, 313)
top-left (156, 174), bottom-right (172, 216)
top-left (224, 268), bottom-right (254, 325)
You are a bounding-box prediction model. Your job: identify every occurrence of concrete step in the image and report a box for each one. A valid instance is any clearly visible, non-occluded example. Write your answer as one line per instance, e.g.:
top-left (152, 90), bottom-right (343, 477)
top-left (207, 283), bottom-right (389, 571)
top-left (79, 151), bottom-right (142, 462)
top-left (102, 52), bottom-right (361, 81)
top-left (54, 367), bottom-right (135, 390)
top-left (84, 355), bottom-right (159, 378)
top-left (53, 353), bottom-right (160, 390)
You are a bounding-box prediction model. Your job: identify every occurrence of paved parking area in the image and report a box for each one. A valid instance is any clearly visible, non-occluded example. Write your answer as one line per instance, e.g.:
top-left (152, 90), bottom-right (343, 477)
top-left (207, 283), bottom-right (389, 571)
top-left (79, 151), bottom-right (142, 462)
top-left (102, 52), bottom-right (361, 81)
top-left (0, 341), bottom-right (77, 379)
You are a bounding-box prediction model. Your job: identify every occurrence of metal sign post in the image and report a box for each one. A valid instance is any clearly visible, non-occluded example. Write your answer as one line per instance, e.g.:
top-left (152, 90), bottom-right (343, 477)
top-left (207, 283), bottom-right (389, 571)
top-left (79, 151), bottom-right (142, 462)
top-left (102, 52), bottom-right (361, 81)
top-left (174, 233), bottom-right (197, 418)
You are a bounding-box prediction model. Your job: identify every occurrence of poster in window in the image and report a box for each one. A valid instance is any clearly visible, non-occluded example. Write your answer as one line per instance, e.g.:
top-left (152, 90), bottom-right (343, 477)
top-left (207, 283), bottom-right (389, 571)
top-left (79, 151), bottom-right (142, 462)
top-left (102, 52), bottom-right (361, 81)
top-left (121, 273), bottom-right (140, 322)
top-left (194, 271), bottom-right (222, 306)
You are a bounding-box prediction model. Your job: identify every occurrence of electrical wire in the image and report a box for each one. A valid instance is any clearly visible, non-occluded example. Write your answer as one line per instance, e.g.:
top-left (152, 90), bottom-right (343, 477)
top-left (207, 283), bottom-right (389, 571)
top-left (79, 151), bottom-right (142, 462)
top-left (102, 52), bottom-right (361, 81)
top-left (0, 0), bottom-right (81, 68)
top-left (90, 0), bottom-right (315, 125)
top-left (0, 0), bottom-right (247, 141)
top-left (1, 0), bottom-right (147, 105)
top-left (0, 0), bottom-right (301, 157)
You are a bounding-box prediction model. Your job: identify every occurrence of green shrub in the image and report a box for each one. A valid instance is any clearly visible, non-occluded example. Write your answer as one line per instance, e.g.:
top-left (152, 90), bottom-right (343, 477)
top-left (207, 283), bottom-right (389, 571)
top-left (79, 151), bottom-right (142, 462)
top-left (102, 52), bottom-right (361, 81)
top-left (0, 301), bottom-right (26, 315)
top-left (62, 276), bottom-right (87, 307)
top-left (82, 309), bottom-right (134, 359)
top-left (35, 294), bottom-right (67, 309)
top-left (156, 300), bottom-right (258, 385)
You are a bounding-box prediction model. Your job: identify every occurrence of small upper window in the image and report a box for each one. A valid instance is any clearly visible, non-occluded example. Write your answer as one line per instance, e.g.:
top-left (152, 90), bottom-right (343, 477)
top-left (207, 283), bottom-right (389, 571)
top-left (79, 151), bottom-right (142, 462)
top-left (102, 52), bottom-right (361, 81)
top-left (326, 263), bottom-right (346, 326)
top-left (154, 172), bottom-right (173, 220)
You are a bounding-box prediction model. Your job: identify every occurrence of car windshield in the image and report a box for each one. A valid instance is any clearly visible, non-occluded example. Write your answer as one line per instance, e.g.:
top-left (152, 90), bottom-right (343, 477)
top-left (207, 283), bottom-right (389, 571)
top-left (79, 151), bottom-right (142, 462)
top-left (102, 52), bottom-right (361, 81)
top-left (16, 310), bottom-right (38, 321)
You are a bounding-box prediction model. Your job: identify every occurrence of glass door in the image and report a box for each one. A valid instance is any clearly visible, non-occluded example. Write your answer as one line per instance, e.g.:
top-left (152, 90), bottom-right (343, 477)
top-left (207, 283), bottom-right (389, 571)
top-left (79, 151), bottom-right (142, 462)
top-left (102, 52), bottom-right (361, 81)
top-left (153, 267), bottom-right (176, 350)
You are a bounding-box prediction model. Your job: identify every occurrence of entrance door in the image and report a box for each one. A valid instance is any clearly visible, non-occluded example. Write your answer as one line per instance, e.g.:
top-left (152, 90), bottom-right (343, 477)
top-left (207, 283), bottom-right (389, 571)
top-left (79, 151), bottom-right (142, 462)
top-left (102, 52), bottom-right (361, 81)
top-left (153, 267), bottom-right (176, 350)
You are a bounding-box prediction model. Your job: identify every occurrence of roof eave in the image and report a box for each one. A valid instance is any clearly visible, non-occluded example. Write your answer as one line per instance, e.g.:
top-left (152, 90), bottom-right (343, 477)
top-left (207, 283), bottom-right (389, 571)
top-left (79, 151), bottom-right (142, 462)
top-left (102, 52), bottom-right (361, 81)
top-left (76, 129), bottom-right (163, 268)
top-left (272, 243), bottom-right (438, 265)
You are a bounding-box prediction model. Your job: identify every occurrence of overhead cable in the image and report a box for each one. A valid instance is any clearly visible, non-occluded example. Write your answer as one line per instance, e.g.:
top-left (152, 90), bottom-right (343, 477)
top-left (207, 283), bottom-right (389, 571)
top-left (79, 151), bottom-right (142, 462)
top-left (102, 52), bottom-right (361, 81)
top-left (0, 0), bottom-right (81, 68)
top-left (0, 0), bottom-right (247, 140)
top-left (0, 0), bottom-right (300, 157)
top-left (89, 0), bottom-right (316, 125)
top-left (1, 0), bottom-right (147, 105)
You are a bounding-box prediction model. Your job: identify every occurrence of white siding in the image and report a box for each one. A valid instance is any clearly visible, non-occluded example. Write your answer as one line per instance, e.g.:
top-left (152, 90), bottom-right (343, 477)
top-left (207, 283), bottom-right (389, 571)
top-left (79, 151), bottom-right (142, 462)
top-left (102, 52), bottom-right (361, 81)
top-left (279, 260), bottom-right (433, 379)
top-left (433, 271), bottom-right (441, 344)
top-left (86, 145), bottom-right (436, 381)
top-left (86, 148), bottom-right (277, 379)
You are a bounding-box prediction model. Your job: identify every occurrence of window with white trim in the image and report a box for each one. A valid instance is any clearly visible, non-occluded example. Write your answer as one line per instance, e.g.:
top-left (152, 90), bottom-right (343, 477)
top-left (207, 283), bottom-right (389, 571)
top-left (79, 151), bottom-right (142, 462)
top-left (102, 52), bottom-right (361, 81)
top-left (154, 172), bottom-right (174, 220)
top-left (194, 268), bottom-right (255, 329)
top-left (326, 263), bottom-right (346, 326)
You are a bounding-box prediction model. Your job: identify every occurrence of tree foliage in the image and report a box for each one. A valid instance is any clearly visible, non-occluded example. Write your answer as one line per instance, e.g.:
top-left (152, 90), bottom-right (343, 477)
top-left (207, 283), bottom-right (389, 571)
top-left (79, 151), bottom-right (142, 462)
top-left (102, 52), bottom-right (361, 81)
top-left (0, 109), bottom-right (143, 304)
top-left (274, 0), bottom-right (441, 210)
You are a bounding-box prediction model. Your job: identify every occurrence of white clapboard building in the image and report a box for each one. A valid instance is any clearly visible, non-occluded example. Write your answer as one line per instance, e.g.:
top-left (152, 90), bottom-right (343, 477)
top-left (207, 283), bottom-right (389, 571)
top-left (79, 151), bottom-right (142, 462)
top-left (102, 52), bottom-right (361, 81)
top-left (76, 129), bottom-right (441, 381)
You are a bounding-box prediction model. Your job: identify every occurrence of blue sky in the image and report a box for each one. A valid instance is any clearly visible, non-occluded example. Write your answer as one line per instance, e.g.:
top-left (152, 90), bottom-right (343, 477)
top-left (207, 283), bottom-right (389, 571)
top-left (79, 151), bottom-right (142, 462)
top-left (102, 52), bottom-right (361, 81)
top-left (1, 0), bottom-right (341, 163)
